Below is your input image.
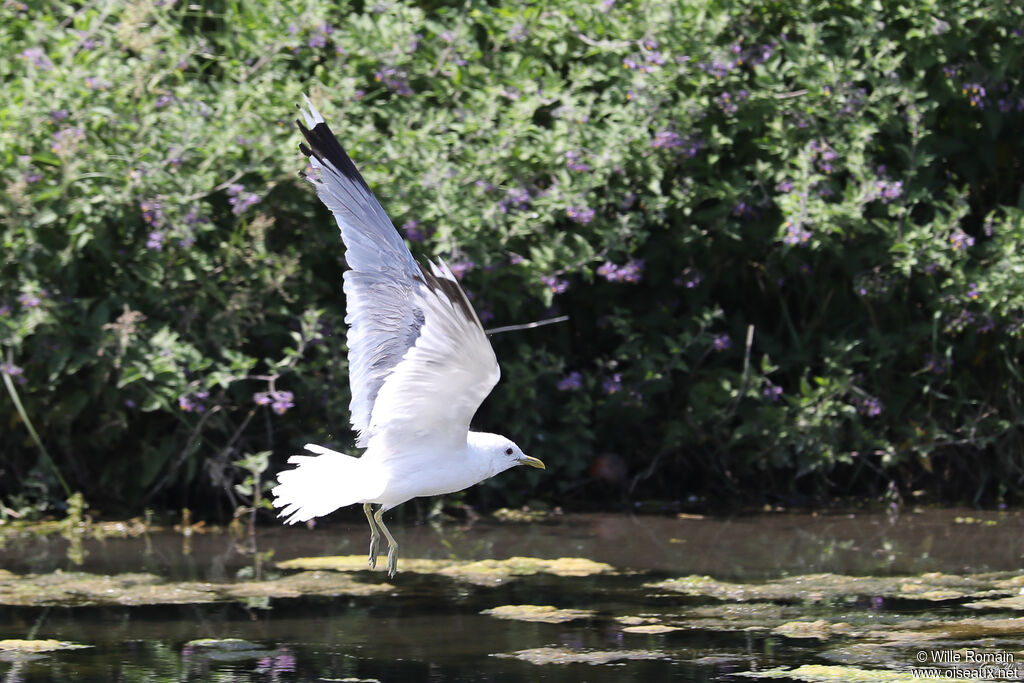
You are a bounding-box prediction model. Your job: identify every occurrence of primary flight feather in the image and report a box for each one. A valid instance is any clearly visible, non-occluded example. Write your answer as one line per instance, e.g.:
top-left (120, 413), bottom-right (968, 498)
top-left (271, 98), bottom-right (545, 577)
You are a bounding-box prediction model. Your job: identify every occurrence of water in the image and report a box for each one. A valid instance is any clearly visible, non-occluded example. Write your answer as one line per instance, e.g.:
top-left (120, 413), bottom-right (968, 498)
top-left (2, 508), bottom-right (1024, 681)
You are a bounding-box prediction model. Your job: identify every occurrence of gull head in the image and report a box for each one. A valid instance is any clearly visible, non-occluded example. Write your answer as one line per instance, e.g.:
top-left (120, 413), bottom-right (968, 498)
top-left (468, 431), bottom-right (545, 477)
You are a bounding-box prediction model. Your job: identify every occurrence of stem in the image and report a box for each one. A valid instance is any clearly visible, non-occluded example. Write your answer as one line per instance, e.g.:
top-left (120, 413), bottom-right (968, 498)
top-left (485, 315), bottom-right (569, 335)
top-left (2, 371), bottom-right (71, 497)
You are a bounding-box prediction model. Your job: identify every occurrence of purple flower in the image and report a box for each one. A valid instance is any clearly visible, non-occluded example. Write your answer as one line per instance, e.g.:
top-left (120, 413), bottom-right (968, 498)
top-left (154, 94), bottom-right (173, 108)
top-left (750, 42), bottom-right (776, 65)
top-left (715, 92), bottom-right (739, 115)
top-left (597, 259), bottom-right (644, 283)
top-left (565, 150), bottom-right (590, 172)
top-left (179, 391), bottom-right (209, 413)
top-left (146, 231), bottom-right (165, 251)
top-left (646, 51), bottom-right (667, 66)
top-left (923, 353), bottom-right (952, 374)
top-left (508, 23), bottom-right (527, 42)
top-left (697, 59), bottom-right (734, 79)
top-left (0, 305), bottom-right (10, 316)
top-left (782, 221), bottom-right (811, 245)
top-left (557, 371), bottom-right (582, 391)
top-left (732, 202), bottom-right (759, 219)
top-left (51, 127), bottom-right (84, 154)
top-left (651, 130), bottom-right (682, 149)
top-left (226, 184), bottom-right (261, 215)
top-left (449, 260), bottom-right (474, 279)
top-left (375, 66), bottom-right (413, 96)
top-left (0, 361), bottom-right (24, 377)
top-left (18, 293), bottom-right (41, 309)
top-left (600, 0), bottom-right (616, 11)
top-left (673, 267), bottom-right (703, 288)
top-left (20, 47), bottom-right (53, 71)
top-left (602, 373), bottom-right (622, 395)
top-left (966, 282), bottom-right (979, 300)
top-left (498, 187), bottom-right (531, 213)
top-left (540, 275), bottom-right (569, 294)
top-left (962, 82), bottom-right (987, 108)
top-left (871, 178), bottom-right (903, 203)
top-left (508, 253), bottom-right (525, 265)
top-left (949, 229), bottom-right (974, 251)
top-left (141, 200), bottom-right (164, 227)
top-left (712, 334), bottom-right (732, 351)
top-left (84, 76), bottom-right (110, 91)
top-left (566, 205), bottom-right (596, 224)
top-left (254, 390), bottom-right (294, 414)
top-left (764, 385), bottom-right (782, 401)
top-left (403, 219), bottom-right (427, 243)
top-left (49, 109), bottom-right (69, 121)
top-left (671, 136), bottom-right (706, 158)
top-left (271, 390), bottom-right (294, 415)
top-left (856, 396), bottom-right (882, 417)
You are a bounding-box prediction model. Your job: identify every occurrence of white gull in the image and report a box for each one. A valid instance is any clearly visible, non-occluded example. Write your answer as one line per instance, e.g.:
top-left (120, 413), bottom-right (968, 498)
top-left (271, 98), bottom-right (545, 577)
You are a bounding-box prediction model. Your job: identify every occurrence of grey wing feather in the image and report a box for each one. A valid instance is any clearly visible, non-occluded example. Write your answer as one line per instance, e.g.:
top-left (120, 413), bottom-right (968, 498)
top-left (297, 99), bottom-right (424, 446)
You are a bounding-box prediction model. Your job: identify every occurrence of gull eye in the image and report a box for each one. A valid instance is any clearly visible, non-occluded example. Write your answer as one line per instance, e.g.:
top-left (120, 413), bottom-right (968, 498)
top-left (505, 447), bottom-right (514, 455)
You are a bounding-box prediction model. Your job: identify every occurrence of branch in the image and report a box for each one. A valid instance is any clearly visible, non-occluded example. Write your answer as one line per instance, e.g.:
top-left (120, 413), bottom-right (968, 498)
top-left (485, 315), bottom-right (569, 335)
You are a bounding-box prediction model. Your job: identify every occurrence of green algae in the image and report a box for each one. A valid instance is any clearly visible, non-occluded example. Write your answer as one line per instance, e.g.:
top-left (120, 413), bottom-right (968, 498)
top-left (185, 638), bottom-right (261, 649)
top-left (739, 664), bottom-right (920, 682)
top-left (439, 556), bottom-right (613, 585)
top-left (0, 640), bottom-right (90, 652)
top-left (491, 507), bottom-right (561, 523)
top-left (771, 620), bottom-right (852, 640)
top-left (964, 595), bottom-right (1024, 610)
top-left (493, 646), bottom-right (666, 665)
top-left (0, 569), bottom-right (388, 606)
top-left (181, 638), bottom-right (282, 663)
top-left (276, 555), bottom-right (450, 573)
top-left (481, 604), bottom-right (596, 623)
top-left (276, 554), bottom-right (614, 585)
top-left (648, 571), bottom-right (1021, 603)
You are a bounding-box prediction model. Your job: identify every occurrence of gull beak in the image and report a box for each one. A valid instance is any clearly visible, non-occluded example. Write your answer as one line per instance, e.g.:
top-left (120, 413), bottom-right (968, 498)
top-left (519, 455), bottom-right (546, 470)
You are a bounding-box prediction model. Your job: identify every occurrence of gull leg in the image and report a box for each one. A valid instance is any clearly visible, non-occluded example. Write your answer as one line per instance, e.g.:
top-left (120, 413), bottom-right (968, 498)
top-left (373, 506), bottom-right (400, 578)
top-left (364, 503), bottom-right (380, 570)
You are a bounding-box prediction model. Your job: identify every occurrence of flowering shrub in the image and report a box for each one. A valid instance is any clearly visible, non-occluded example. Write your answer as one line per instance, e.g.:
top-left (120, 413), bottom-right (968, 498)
top-left (3, 1), bottom-right (1024, 515)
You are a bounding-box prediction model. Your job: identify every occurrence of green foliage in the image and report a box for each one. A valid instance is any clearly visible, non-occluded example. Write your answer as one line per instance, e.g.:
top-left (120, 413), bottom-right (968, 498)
top-left (2, 0), bottom-right (1024, 513)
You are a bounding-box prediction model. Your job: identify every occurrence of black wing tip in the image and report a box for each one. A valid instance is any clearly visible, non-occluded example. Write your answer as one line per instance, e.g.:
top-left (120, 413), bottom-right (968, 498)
top-left (295, 114), bottom-right (372, 194)
top-left (417, 262), bottom-right (480, 328)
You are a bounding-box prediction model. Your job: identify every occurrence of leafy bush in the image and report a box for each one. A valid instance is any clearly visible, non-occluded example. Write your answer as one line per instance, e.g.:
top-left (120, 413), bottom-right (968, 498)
top-left (2, 0), bottom-right (1024, 516)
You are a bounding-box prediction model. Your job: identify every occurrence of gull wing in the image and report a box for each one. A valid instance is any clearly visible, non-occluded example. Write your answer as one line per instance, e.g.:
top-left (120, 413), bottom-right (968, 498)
top-left (297, 99), bottom-right (499, 449)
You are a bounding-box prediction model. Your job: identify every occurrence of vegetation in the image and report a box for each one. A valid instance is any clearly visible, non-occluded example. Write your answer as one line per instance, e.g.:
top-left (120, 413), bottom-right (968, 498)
top-left (3, 1), bottom-right (1024, 517)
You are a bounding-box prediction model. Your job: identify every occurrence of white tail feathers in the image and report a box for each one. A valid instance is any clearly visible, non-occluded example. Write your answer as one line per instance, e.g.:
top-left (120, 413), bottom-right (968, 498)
top-left (272, 443), bottom-right (369, 523)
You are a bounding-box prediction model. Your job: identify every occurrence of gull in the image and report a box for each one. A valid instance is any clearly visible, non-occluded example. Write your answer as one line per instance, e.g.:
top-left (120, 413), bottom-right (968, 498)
top-left (271, 98), bottom-right (545, 578)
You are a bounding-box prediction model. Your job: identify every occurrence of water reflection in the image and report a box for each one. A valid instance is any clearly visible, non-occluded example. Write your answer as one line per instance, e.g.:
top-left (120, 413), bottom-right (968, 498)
top-left (7, 507), bottom-right (1022, 578)
top-left (1, 508), bottom-right (1023, 681)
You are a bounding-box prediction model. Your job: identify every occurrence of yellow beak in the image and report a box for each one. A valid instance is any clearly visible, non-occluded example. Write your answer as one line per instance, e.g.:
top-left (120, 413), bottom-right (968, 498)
top-left (519, 455), bottom-right (546, 470)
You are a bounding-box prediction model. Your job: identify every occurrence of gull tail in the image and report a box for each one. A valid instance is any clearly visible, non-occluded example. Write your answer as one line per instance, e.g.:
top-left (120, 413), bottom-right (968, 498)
top-left (272, 444), bottom-right (369, 524)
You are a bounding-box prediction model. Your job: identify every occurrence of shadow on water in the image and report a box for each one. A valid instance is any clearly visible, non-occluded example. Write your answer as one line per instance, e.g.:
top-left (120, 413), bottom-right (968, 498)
top-left (2, 508), bottom-right (1024, 681)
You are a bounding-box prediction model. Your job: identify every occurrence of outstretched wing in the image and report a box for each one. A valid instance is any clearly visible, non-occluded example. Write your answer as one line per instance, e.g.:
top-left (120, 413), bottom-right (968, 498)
top-left (297, 98), bottom-right (499, 449)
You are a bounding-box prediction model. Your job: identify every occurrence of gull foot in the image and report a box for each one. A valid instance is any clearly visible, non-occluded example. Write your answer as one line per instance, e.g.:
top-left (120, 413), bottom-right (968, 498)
top-left (386, 545), bottom-right (399, 578)
top-left (368, 534), bottom-right (380, 569)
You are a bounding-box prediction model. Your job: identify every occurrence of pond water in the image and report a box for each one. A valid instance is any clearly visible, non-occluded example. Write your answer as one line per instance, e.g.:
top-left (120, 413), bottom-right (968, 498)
top-left (2, 508), bottom-right (1024, 682)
